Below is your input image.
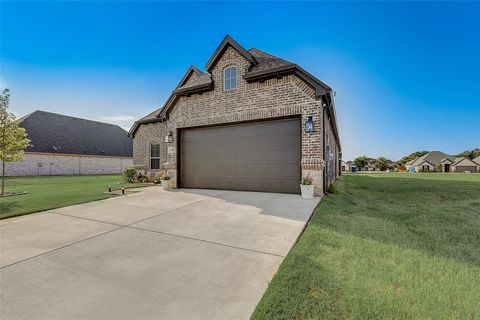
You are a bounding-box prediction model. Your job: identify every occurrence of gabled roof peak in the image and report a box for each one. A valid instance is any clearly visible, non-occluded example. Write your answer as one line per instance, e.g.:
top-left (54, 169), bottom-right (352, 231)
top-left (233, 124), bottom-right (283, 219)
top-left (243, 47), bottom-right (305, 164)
top-left (175, 65), bottom-right (205, 89)
top-left (205, 35), bottom-right (258, 71)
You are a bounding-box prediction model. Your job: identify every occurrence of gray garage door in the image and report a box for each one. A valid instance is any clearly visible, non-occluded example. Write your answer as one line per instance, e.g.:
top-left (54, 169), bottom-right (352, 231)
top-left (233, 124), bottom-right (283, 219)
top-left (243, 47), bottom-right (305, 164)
top-left (180, 118), bottom-right (301, 193)
top-left (455, 166), bottom-right (477, 173)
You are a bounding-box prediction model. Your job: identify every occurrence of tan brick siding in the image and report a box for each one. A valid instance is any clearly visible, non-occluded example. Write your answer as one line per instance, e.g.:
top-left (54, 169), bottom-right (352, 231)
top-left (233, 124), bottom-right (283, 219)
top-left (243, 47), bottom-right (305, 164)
top-left (0, 153), bottom-right (132, 176)
top-left (132, 122), bottom-right (167, 170)
top-left (133, 46), bottom-right (336, 195)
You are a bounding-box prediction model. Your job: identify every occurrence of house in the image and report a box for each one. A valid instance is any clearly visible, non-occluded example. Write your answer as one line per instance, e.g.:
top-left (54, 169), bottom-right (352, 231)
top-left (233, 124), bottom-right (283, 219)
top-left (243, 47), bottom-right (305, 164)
top-left (363, 159), bottom-right (377, 171)
top-left (406, 151), bottom-right (454, 172)
top-left (0, 110), bottom-right (133, 176)
top-left (451, 157), bottom-right (479, 173)
top-left (129, 35), bottom-right (341, 195)
top-left (341, 160), bottom-right (349, 172)
top-left (474, 156), bottom-right (480, 171)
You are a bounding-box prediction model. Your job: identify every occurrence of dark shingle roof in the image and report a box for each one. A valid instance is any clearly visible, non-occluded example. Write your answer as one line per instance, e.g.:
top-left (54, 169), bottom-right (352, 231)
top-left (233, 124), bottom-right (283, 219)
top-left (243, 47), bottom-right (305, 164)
top-left (129, 35), bottom-right (338, 146)
top-left (21, 110), bottom-right (133, 157)
top-left (174, 73), bottom-right (213, 93)
top-left (248, 48), bottom-right (294, 73)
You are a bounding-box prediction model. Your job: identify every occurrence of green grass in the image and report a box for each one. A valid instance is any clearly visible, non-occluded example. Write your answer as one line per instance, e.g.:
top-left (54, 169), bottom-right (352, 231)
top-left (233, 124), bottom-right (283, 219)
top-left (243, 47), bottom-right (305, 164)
top-left (0, 175), bottom-right (147, 219)
top-left (252, 173), bottom-right (480, 320)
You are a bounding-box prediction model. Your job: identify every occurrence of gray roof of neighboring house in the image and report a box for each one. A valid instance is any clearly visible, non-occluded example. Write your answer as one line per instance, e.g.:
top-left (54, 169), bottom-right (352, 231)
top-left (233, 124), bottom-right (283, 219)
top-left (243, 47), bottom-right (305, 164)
top-left (410, 151), bottom-right (455, 166)
top-left (20, 110), bottom-right (133, 157)
top-left (473, 156), bottom-right (480, 165)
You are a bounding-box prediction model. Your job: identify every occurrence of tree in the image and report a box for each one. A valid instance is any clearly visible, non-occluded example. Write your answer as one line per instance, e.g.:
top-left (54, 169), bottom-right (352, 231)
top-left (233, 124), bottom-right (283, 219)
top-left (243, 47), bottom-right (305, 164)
top-left (375, 157), bottom-right (389, 171)
top-left (397, 151), bottom-right (429, 167)
top-left (354, 155), bottom-right (369, 171)
top-left (455, 148), bottom-right (480, 160)
top-left (0, 89), bottom-right (31, 195)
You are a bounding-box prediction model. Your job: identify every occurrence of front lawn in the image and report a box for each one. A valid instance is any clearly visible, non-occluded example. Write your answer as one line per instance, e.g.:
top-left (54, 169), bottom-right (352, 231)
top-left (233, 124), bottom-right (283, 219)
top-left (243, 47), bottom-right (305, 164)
top-left (0, 175), bottom-right (147, 219)
top-left (252, 173), bottom-right (480, 319)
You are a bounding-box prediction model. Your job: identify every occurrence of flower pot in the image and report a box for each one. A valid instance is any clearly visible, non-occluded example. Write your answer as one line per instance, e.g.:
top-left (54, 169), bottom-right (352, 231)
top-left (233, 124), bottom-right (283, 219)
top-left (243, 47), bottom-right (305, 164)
top-left (300, 184), bottom-right (314, 199)
top-left (161, 180), bottom-right (170, 190)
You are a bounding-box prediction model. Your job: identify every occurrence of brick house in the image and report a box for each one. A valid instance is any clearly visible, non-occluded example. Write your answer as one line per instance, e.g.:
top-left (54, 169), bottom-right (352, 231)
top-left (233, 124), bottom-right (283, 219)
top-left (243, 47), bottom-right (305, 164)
top-left (129, 35), bottom-right (341, 195)
top-left (1, 110), bottom-right (133, 176)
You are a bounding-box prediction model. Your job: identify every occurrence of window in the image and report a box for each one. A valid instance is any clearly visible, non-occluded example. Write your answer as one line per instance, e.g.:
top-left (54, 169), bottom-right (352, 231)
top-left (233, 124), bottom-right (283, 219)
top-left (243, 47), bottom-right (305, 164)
top-left (224, 66), bottom-right (237, 90)
top-left (150, 143), bottom-right (160, 169)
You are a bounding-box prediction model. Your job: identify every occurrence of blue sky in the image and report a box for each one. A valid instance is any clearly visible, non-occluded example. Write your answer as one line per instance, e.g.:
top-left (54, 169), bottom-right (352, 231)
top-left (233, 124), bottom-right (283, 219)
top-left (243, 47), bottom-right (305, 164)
top-left (1, 1), bottom-right (479, 160)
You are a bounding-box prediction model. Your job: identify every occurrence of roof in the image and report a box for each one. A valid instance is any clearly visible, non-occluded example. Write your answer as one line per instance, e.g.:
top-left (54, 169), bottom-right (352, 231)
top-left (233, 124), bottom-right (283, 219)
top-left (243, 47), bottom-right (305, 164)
top-left (129, 35), bottom-right (337, 143)
top-left (405, 159), bottom-right (415, 165)
top-left (440, 158), bottom-right (454, 163)
top-left (473, 156), bottom-right (480, 165)
top-left (452, 157), bottom-right (478, 166)
top-left (21, 110), bottom-right (133, 157)
top-left (410, 151), bottom-right (454, 166)
top-left (205, 35), bottom-right (257, 71)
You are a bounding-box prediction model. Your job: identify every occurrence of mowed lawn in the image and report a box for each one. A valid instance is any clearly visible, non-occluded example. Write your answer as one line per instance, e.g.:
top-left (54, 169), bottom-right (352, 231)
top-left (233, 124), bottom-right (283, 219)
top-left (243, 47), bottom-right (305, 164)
top-left (0, 175), bottom-right (146, 219)
top-left (253, 173), bottom-right (480, 320)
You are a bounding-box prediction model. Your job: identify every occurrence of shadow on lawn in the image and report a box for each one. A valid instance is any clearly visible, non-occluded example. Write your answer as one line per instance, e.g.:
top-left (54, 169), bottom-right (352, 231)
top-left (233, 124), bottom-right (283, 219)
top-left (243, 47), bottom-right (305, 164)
top-left (312, 175), bottom-right (480, 266)
top-left (0, 201), bottom-right (23, 219)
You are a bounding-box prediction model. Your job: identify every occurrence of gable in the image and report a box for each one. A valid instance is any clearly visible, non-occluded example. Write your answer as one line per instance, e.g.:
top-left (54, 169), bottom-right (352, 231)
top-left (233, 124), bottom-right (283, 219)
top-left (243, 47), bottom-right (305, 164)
top-left (453, 157), bottom-right (477, 167)
top-left (205, 35), bottom-right (257, 72)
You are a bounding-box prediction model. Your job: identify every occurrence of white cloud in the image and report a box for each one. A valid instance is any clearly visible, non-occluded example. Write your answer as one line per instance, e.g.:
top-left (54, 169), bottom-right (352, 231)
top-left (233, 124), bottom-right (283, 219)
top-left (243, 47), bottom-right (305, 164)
top-left (100, 115), bottom-right (136, 122)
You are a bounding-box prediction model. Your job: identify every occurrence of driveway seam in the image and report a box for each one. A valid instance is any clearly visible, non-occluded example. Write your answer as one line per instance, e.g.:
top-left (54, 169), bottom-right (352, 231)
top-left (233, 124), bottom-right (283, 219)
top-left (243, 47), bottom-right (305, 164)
top-left (0, 226), bottom-right (124, 270)
top-left (128, 225), bottom-right (285, 258)
top-left (2, 196), bottom-right (284, 269)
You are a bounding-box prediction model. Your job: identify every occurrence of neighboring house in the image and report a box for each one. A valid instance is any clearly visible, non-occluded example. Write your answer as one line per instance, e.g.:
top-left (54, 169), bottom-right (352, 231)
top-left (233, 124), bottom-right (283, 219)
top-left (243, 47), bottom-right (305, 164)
top-left (451, 157), bottom-right (479, 173)
top-left (474, 156), bottom-right (480, 171)
top-left (129, 35), bottom-right (341, 195)
top-left (0, 110), bottom-right (133, 176)
top-left (364, 159), bottom-right (377, 171)
top-left (346, 161), bottom-right (357, 172)
top-left (406, 151), bottom-right (454, 172)
top-left (341, 160), bottom-right (349, 172)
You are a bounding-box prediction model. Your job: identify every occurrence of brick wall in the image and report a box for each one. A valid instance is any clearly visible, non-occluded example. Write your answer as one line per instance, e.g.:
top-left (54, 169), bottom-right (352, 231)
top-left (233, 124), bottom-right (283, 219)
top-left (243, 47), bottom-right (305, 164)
top-left (133, 46), bottom-right (332, 195)
top-left (0, 152), bottom-right (132, 176)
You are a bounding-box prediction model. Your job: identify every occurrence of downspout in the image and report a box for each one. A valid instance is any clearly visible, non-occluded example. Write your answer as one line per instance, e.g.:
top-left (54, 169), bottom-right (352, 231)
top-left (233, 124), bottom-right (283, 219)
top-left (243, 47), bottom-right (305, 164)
top-left (322, 100), bottom-right (327, 195)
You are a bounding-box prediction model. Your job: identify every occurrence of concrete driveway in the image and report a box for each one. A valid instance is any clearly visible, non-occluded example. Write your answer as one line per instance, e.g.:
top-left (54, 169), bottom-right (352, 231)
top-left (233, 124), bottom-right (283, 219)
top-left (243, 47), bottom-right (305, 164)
top-left (0, 187), bottom-right (320, 320)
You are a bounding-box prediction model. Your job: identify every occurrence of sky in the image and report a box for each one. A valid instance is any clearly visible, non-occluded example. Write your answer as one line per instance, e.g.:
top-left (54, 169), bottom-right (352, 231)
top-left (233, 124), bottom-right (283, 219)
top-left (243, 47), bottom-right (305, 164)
top-left (1, 1), bottom-right (479, 161)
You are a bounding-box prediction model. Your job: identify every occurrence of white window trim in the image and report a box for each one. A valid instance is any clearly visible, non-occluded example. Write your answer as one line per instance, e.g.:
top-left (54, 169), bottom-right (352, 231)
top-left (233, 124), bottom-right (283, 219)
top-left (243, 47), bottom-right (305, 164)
top-left (223, 66), bottom-right (237, 91)
top-left (150, 143), bottom-right (160, 170)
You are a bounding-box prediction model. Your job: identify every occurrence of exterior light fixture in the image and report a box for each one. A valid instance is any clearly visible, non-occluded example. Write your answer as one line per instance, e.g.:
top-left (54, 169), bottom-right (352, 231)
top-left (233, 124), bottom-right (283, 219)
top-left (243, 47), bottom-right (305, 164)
top-left (121, 187), bottom-right (125, 195)
top-left (305, 116), bottom-right (314, 133)
top-left (165, 131), bottom-right (173, 143)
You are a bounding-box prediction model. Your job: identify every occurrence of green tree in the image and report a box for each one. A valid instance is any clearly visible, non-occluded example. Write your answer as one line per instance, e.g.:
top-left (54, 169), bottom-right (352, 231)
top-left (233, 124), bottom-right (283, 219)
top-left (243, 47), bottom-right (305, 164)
top-left (374, 157), bottom-right (389, 171)
top-left (397, 151), bottom-right (429, 167)
top-left (354, 155), bottom-right (369, 171)
top-left (455, 148), bottom-right (480, 160)
top-left (0, 89), bottom-right (31, 195)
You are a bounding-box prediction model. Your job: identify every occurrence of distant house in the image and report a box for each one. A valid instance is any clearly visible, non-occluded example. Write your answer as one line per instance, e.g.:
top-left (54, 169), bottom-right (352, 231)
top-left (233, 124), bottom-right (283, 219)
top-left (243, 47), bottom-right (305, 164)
top-left (474, 156), bottom-right (480, 171)
top-left (364, 159), bottom-right (377, 171)
top-left (405, 151), bottom-right (479, 173)
top-left (406, 151), bottom-right (455, 172)
top-left (346, 161), bottom-right (356, 172)
top-left (0, 110), bottom-right (133, 176)
top-left (341, 160), bottom-right (349, 172)
top-left (451, 157), bottom-right (479, 173)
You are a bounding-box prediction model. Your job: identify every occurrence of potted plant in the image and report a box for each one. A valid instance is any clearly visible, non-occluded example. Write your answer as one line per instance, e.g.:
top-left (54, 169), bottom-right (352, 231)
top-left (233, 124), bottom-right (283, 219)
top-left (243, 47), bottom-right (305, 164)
top-left (161, 175), bottom-right (171, 190)
top-left (300, 174), bottom-right (314, 199)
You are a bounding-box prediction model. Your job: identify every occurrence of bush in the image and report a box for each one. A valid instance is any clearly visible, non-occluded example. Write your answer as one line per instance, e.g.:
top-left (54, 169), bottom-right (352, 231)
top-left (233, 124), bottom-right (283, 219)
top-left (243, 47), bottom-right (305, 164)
top-left (123, 168), bottom-right (137, 183)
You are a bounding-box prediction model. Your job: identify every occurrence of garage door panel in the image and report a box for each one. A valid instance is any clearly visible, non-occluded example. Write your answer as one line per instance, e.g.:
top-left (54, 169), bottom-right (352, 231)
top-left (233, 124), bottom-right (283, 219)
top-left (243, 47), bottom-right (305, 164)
top-left (456, 166), bottom-right (477, 173)
top-left (180, 118), bottom-right (301, 194)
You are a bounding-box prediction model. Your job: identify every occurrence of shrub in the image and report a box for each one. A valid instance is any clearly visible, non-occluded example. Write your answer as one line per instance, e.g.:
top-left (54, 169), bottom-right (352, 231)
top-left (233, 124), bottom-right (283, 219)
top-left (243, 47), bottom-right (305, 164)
top-left (161, 175), bottom-right (171, 181)
top-left (123, 168), bottom-right (137, 183)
